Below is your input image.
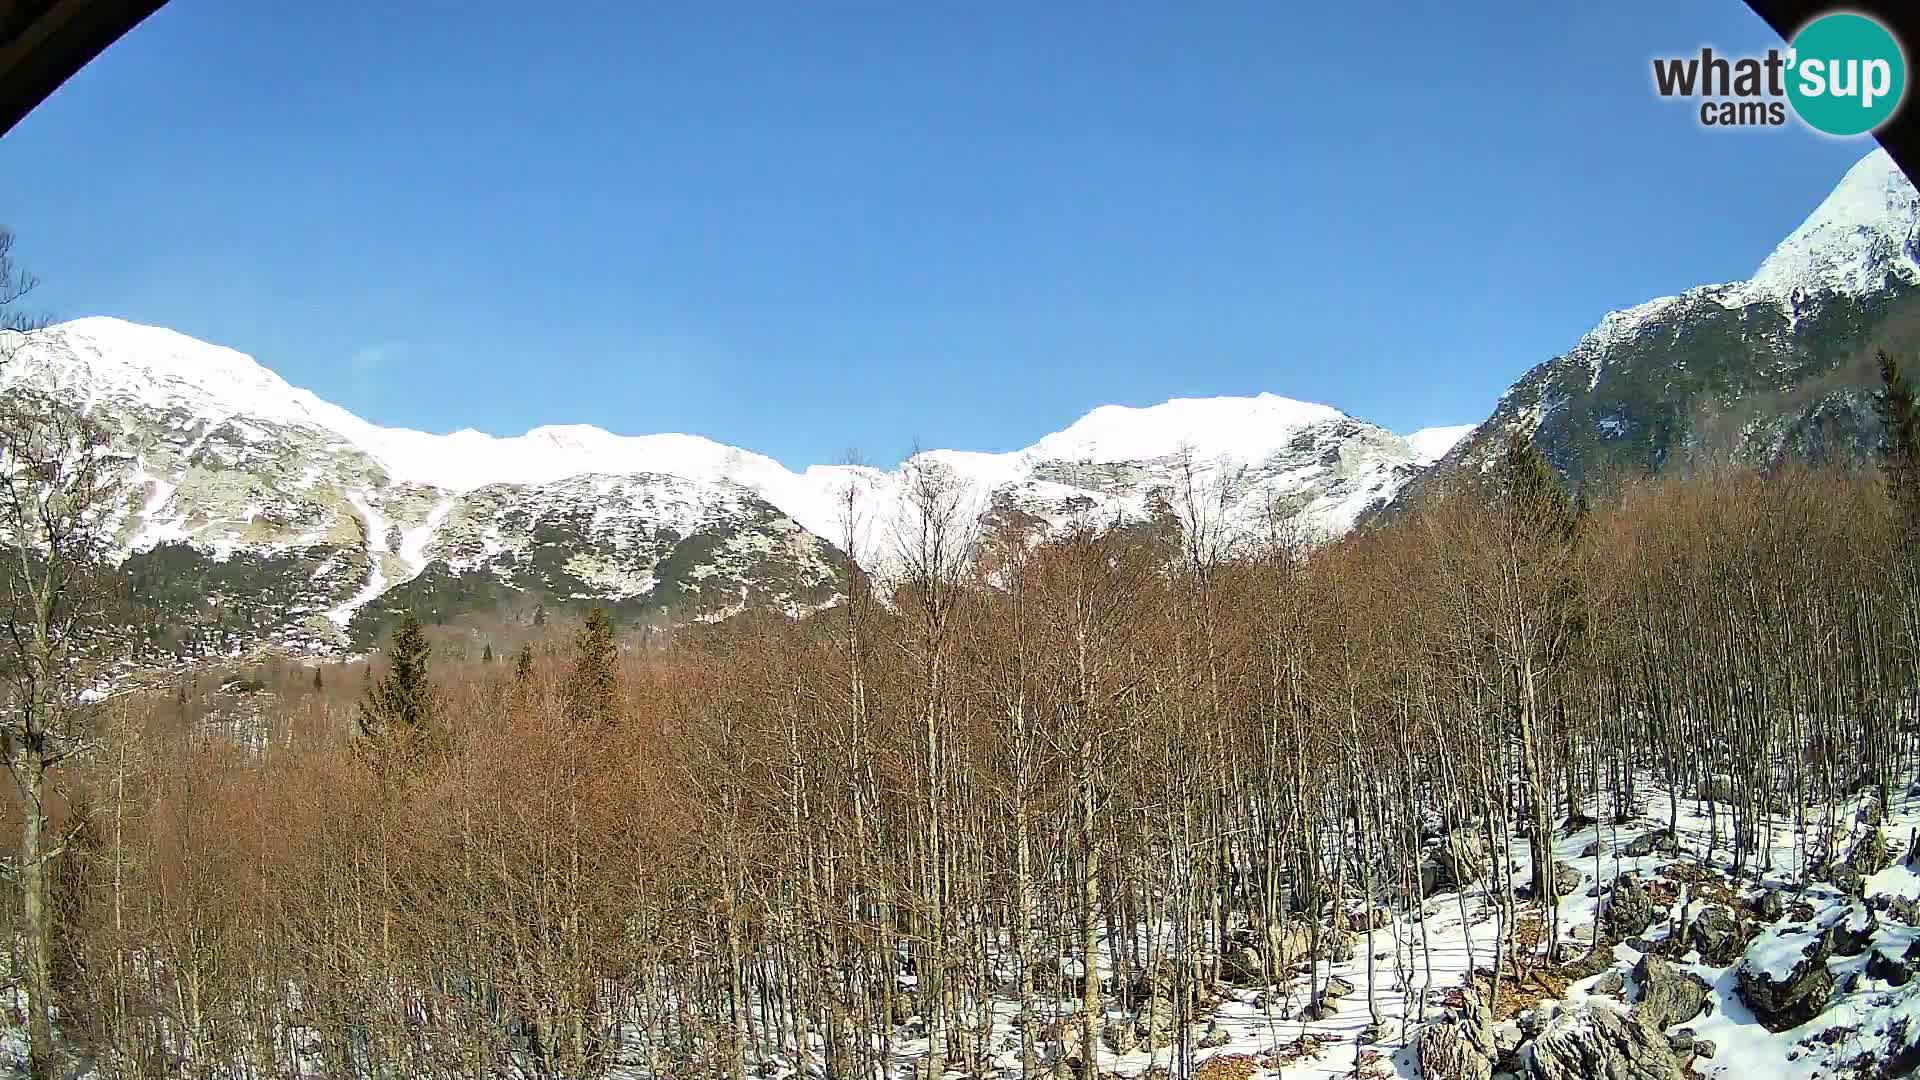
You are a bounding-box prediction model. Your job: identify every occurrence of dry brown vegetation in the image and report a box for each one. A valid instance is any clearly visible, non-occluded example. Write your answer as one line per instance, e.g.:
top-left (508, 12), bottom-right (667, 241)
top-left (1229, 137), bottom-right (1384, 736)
top-left (2, 452), bottom-right (1917, 1080)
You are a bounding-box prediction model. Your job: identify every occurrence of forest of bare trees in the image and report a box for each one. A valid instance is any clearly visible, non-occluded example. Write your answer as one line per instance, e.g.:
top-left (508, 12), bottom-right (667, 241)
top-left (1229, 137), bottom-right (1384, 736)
top-left (0, 371), bottom-right (1915, 1080)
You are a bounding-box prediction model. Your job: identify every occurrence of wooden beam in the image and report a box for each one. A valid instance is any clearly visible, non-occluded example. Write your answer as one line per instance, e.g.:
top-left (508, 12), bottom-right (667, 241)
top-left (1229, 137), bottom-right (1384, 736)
top-left (0, 0), bottom-right (166, 137)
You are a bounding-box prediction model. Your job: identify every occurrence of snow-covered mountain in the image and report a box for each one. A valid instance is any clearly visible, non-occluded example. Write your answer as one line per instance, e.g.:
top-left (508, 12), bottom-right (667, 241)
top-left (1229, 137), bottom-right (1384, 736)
top-left (1418, 148), bottom-right (1920, 494)
top-left (0, 318), bottom-right (1440, 655)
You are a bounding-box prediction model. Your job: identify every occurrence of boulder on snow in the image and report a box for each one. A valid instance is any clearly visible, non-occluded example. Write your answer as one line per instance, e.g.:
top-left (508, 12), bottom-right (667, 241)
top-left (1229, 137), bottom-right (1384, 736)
top-left (1819, 899), bottom-right (1878, 957)
top-left (1736, 920), bottom-right (1837, 1033)
top-left (1263, 920), bottom-right (1312, 969)
top-left (1221, 946), bottom-right (1266, 986)
top-left (1686, 904), bottom-right (1746, 966)
top-left (1100, 1019), bottom-right (1137, 1054)
top-left (1424, 833), bottom-right (1489, 896)
top-left (1322, 974), bottom-right (1356, 1002)
top-left (1866, 943), bottom-right (1915, 987)
top-left (1554, 861), bottom-right (1581, 898)
top-left (1602, 876), bottom-right (1655, 939)
top-left (1849, 828), bottom-right (1893, 877)
top-left (1523, 1001), bottom-right (1679, 1080)
top-left (1753, 889), bottom-right (1788, 923)
top-left (1631, 953), bottom-right (1708, 1031)
top-left (1417, 991), bottom-right (1494, 1080)
top-left (1623, 829), bottom-right (1679, 858)
top-left (1346, 903), bottom-right (1391, 932)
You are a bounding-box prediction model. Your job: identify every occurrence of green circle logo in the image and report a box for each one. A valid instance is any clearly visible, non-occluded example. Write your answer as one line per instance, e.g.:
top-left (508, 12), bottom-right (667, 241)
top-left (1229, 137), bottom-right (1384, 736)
top-left (1787, 13), bottom-right (1906, 136)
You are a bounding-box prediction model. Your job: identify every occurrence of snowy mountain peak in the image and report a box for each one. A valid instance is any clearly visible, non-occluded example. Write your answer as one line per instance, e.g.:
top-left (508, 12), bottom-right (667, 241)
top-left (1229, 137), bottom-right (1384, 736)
top-left (1405, 424), bottom-right (1476, 465)
top-left (1747, 148), bottom-right (1920, 302)
top-left (1027, 393), bottom-right (1349, 465)
top-left (0, 317), bottom-right (1444, 648)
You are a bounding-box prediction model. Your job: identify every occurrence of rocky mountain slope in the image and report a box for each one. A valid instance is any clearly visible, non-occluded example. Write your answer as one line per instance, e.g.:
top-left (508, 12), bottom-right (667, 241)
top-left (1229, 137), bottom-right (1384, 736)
top-left (1416, 148), bottom-right (1920, 498)
top-left (0, 319), bottom-right (1446, 657)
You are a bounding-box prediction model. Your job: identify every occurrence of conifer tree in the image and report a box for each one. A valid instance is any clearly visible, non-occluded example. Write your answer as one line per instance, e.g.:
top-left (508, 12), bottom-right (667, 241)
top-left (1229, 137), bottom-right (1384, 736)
top-left (515, 643), bottom-right (534, 684)
top-left (359, 612), bottom-right (435, 764)
top-left (482, 642), bottom-right (493, 663)
top-left (533, 603), bottom-right (547, 627)
top-left (567, 607), bottom-right (619, 727)
top-left (312, 666), bottom-right (323, 694)
top-left (1877, 349), bottom-right (1919, 526)
top-left (1503, 430), bottom-right (1574, 541)
top-left (1497, 430), bottom-right (1578, 912)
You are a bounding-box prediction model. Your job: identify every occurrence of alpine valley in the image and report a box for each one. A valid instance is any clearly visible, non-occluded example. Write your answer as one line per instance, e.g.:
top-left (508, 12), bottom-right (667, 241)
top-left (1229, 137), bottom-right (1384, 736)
top-left (6, 147), bottom-right (1918, 662)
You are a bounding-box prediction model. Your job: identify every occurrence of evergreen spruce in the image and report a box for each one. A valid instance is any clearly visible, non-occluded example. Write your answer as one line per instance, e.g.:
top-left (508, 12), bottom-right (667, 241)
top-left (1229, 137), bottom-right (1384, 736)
top-left (359, 612), bottom-right (435, 764)
top-left (514, 643), bottom-right (534, 684)
top-left (567, 607), bottom-right (619, 727)
top-left (312, 666), bottom-right (324, 694)
top-left (1877, 349), bottom-right (1920, 526)
top-left (533, 603), bottom-right (548, 627)
top-left (1502, 430), bottom-right (1574, 540)
top-left (482, 642), bottom-right (494, 663)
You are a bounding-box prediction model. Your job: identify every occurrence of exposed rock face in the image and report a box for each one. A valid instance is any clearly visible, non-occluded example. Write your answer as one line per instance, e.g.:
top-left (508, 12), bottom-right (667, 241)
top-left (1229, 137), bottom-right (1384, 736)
top-left (1523, 1002), bottom-right (1680, 1080)
top-left (1687, 905), bottom-right (1746, 966)
top-left (1398, 150), bottom-right (1920, 512)
top-left (4, 318), bottom-right (1441, 659)
top-left (1417, 991), bottom-right (1495, 1080)
top-left (1630, 954), bottom-right (1707, 1032)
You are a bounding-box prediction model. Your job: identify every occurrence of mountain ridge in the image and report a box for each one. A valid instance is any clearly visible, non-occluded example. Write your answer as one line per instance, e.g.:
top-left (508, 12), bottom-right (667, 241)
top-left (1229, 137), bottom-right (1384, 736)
top-left (1411, 147), bottom-right (1920, 496)
top-left (0, 319), bottom-right (1437, 655)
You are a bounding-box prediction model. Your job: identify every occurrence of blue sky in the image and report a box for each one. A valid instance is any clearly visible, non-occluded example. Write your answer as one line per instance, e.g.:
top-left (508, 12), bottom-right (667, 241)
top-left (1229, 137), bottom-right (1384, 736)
top-left (0, 0), bottom-right (1881, 469)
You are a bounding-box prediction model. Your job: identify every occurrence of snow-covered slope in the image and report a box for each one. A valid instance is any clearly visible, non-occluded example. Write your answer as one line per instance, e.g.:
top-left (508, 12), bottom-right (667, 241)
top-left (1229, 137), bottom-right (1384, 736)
top-left (0, 319), bottom-right (1448, 652)
top-left (1405, 424), bottom-right (1476, 465)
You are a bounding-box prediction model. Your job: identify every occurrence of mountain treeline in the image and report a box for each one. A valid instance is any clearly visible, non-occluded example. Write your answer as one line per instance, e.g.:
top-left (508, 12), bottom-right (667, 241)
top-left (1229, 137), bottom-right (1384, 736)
top-left (7, 364), bottom-right (1920, 1080)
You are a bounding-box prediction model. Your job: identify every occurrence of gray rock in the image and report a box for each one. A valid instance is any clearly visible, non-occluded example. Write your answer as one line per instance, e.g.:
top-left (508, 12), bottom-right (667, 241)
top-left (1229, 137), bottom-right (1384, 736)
top-left (1494, 1022), bottom-right (1523, 1058)
top-left (1632, 953), bottom-right (1708, 1031)
top-left (1417, 991), bottom-right (1495, 1080)
top-left (1623, 830), bottom-right (1679, 858)
top-left (1555, 861), bottom-right (1581, 898)
top-left (1322, 974), bottom-right (1356, 1001)
top-left (1820, 899), bottom-right (1877, 957)
top-left (1736, 922), bottom-right (1836, 1033)
top-left (1754, 889), bottom-right (1787, 922)
top-left (1849, 828), bottom-right (1893, 877)
top-left (1524, 1002), bottom-right (1680, 1080)
top-left (1347, 904), bottom-right (1391, 932)
top-left (1221, 945), bottom-right (1265, 986)
top-left (1603, 876), bottom-right (1656, 939)
top-left (1594, 970), bottom-right (1626, 997)
top-left (1866, 943), bottom-right (1915, 986)
top-left (1132, 995), bottom-right (1179, 1049)
top-left (1099, 1019), bottom-right (1136, 1055)
top-left (1263, 920), bottom-right (1312, 969)
top-left (1687, 904), bottom-right (1746, 966)
top-left (1424, 833), bottom-right (1489, 896)
top-left (1693, 1039), bottom-right (1716, 1060)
